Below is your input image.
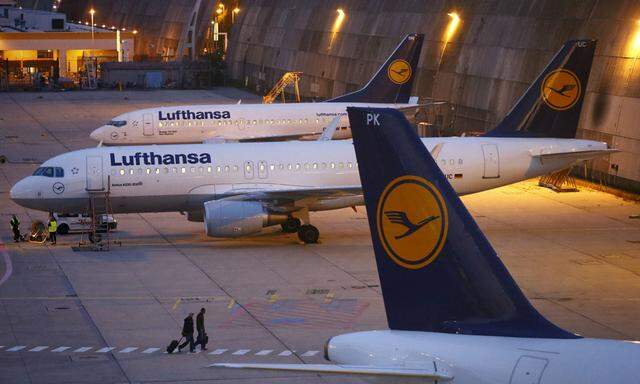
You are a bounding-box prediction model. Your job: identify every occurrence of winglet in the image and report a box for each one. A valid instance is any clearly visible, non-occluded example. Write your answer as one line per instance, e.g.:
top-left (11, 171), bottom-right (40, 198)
top-left (347, 106), bottom-right (579, 339)
top-left (317, 116), bottom-right (341, 141)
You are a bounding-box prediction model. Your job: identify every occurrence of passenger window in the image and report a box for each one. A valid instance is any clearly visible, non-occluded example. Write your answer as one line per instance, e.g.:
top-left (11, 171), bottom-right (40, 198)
top-left (119, 169), bottom-right (125, 175)
top-left (172, 167), bottom-right (177, 173)
top-left (304, 163), bottom-right (310, 170)
top-left (287, 164), bottom-right (292, 170)
top-left (279, 164), bottom-right (284, 170)
top-left (322, 163), bottom-right (327, 169)
top-left (190, 167), bottom-right (195, 173)
top-left (207, 166), bottom-right (212, 173)
top-left (180, 167), bottom-right (186, 174)
top-left (450, 159), bottom-right (454, 165)
top-left (155, 168), bottom-right (160, 174)
top-left (296, 163), bottom-right (301, 170)
top-left (129, 169), bottom-right (135, 175)
top-left (269, 164), bottom-right (275, 171)
top-left (233, 165), bottom-right (239, 172)
top-left (458, 159), bottom-right (463, 165)
top-left (146, 168), bottom-right (151, 174)
top-left (216, 166), bottom-right (221, 173)
top-left (313, 163), bottom-right (318, 169)
top-left (330, 162), bottom-right (335, 169)
top-left (164, 167), bottom-right (169, 174)
top-left (224, 165), bottom-right (230, 172)
top-left (338, 162), bottom-right (344, 169)
top-left (347, 162), bottom-right (353, 169)
top-left (440, 159), bottom-right (446, 166)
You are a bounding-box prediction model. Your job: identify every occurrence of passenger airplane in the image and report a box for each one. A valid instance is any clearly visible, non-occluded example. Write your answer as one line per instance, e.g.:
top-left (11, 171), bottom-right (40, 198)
top-left (89, 34), bottom-right (425, 145)
top-left (210, 107), bottom-right (640, 383)
top-left (10, 40), bottom-right (613, 244)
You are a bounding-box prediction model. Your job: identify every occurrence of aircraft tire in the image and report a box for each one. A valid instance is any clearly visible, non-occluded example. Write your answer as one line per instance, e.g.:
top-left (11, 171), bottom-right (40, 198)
top-left (281, 218), bottom-right (301, 233)
top-left (57, 224), bottom-right (69, 235)
top-left (297, 225), bottom-right (319, 244)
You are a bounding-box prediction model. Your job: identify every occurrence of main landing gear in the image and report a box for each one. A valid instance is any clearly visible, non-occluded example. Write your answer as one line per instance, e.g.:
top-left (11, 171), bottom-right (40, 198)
top-left (280, 216), bottom-right (319, 244)
top-left (297, 224), bottom-right (319, 244)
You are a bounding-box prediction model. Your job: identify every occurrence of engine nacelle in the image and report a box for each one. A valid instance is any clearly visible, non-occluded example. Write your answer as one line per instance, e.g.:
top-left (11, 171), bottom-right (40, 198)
top-left (203, 200), bottom-right (286, 237)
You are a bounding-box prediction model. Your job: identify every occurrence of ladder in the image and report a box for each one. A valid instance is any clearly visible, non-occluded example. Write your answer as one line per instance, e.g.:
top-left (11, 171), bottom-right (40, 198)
top-left (263, 72), bottom-right (302, 104)
top-left (77, 177), bottom-right (114, 251)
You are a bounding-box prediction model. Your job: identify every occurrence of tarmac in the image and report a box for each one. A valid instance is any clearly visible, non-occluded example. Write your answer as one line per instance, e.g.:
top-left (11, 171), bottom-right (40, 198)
top-left (0, 89), bottom-right (639, 384)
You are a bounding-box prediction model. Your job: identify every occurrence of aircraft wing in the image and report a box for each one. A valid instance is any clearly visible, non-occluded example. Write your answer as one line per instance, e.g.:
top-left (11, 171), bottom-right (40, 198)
top-left (237, 132), bottom-right (324, 142)
top-left (531, 149), bottom-right (619, 164)
top-left (217, 185), bottom-right (362, 202)
top-left (395, 101), bottom-right (447, 113)
top-left (210, 363), bottom-right (453, 380)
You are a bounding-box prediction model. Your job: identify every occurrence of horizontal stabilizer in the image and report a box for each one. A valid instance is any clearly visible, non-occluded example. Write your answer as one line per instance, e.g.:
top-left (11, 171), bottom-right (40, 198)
top-left (210, 363), bottom-right (453, 380)
top-left (532, 149), bottom-right (618, 163)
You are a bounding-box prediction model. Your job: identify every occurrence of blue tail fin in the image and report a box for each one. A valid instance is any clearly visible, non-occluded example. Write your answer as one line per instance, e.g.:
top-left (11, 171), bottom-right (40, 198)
top-left (327, 34), bottom-right (423, 104)
top-left (484, 40), bottom-right (596, 138)
top-left (347, 107), bottom-right (578, 339)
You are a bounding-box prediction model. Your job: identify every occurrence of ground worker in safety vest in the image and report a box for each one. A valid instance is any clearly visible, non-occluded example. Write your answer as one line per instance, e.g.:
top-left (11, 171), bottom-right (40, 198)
top-left (48, 216), bottom-right (57, 245)
top-left (10, 214), bottom-right (21, 242)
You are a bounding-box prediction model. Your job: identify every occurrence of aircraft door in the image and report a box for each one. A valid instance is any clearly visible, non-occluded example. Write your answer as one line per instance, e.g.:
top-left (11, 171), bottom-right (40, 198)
top-left (257, 160), bottom-right (268, 179)
top-left (482, 144), bottom-right (500, 178)
top-left (509, 356), bottom-right (548, 384)
top-left (143, 113), bottom-right (154, 136)
top-left (86, 156), bottom-right (104, 191)
top-left (244, 161), bottom-right (254, 179)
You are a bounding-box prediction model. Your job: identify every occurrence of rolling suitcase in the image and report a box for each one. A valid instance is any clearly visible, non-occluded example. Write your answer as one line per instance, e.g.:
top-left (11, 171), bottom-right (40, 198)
top-left (166, 336), bottom-right (183, 354)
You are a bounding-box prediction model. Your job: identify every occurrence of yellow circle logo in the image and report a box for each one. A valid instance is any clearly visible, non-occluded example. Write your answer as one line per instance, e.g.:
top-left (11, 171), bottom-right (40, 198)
top-left (540, 69), bottom-right (581, 111)
top-left (387, 59), bottom-right (412, 85)
top-left (376, 176), bottom-right (448, 269)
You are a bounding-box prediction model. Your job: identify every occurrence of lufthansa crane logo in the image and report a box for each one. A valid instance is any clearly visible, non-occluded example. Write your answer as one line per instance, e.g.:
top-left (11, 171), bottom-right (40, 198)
top-left (541, 69), bottom-right (581, 110)
top-left (387, 59), bottom-right (412, 85)
top-left (376, 175), bottom-right (448, 269)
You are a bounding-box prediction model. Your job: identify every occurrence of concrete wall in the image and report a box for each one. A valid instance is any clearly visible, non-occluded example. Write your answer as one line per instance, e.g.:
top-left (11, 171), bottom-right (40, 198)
top-left (226, 0), bottom-right (640, 191)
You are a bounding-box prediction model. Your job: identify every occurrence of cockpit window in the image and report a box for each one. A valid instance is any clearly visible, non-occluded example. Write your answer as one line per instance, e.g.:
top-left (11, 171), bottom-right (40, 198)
top-left (107, 120), bottom-right (127, 127)
top-left (33, 167), bottom-right (64, 178)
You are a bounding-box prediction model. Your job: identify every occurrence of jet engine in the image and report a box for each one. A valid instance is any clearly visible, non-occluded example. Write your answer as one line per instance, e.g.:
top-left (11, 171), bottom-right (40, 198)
top-left (203, 200), bottom-right (287, 237)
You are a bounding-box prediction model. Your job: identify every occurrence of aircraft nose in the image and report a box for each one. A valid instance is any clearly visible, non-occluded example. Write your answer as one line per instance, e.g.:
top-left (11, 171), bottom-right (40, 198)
top-left (10, 178), bottom-right (30, 201)
top-left (90, 128), bottom-right (103, 142)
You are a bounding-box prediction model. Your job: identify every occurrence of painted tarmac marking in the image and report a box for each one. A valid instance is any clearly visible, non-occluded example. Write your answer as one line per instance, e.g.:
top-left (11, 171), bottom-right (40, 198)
top-left (0, 345), bottom-right (322, 359)
top-left (7, 346), bottom-right (25, 352)
top-left (29, 346), bottom-right (49, 352)
top-left (0, 243), bottom-right (13, 287)
top-left (171, 298), bottom-right (181, 312)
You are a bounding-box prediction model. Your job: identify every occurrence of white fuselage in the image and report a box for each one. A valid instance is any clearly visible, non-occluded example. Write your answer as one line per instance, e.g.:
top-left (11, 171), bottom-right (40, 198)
top-left (326, 330), bottom-right (640, 383)
top-left (10, 137), bottom-right (607, 217)
top-left (90, 102), bottom-right (409, 145)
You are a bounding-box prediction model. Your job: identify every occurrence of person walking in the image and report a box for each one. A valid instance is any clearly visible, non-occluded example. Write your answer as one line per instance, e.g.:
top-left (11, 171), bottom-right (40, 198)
top-left (10, 214), bottom-right (21, 242)
top-left (178, 313), bottom-right (195, 353)
top-left (194, 308), bottom-right (207, 351)
top-left (48, 216), bottom-right (57, 245)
